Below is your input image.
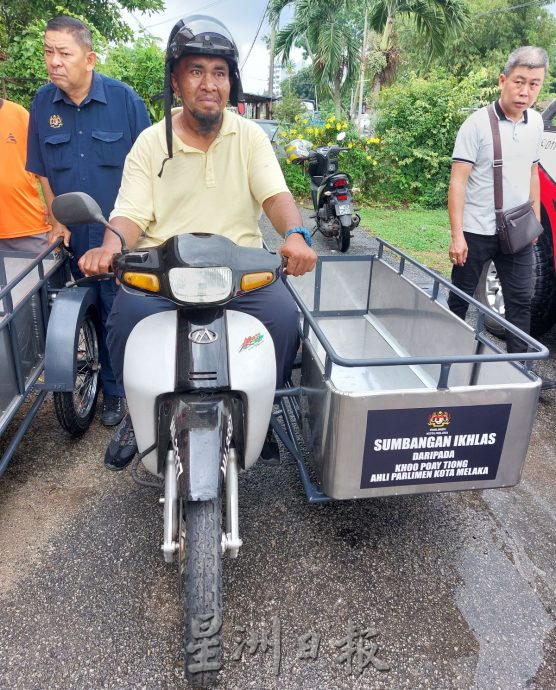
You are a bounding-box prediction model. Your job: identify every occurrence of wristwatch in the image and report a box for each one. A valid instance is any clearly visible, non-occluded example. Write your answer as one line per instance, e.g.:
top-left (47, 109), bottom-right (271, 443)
top-left (284, 226), bottom-right (312, 246)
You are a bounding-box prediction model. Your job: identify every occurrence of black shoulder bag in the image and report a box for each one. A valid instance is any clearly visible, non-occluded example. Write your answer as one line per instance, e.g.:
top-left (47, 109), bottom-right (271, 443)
top-left (487, 103), bottom-right (543, 254)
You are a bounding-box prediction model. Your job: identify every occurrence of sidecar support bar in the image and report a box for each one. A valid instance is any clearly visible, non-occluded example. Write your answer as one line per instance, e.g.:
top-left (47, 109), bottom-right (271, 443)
top-left (272, 389), bottom-right (332, 504)
top-left (0, 390), bottom-right (47, 478)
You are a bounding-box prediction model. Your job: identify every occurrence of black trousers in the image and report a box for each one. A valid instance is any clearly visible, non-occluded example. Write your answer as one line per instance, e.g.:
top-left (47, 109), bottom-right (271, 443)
top-left (106, 277), bottom-right (300, 392)
top-left (447, 232), bottom-right (533, 353)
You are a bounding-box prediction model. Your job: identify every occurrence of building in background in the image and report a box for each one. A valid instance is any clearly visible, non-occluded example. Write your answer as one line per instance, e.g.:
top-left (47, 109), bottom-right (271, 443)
top-left (272, 62), bottom-right (282, 97)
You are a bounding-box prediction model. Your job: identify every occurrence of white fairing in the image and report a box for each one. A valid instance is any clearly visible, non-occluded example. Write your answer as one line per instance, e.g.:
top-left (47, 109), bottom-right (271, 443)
top-left (124, 311), bottom-right (177, 475)
top-left (123, 308), bottom-right (276, 475)
top-left (226, 310), bottom-right (276, 468)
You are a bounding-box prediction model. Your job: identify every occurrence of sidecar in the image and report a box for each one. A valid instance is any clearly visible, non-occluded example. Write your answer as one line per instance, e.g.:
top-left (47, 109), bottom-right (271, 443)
top-left (277, 239), bottom-right (548, 502)
top-left (0, 243), bottom-right (100, 477)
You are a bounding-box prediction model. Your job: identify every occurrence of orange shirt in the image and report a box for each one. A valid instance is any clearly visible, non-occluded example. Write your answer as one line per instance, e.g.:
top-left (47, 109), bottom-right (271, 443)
top-left (0, 99), bottom-right (50, 238)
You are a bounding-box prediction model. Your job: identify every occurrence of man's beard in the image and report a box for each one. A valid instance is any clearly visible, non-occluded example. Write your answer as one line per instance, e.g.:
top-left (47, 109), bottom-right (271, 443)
top-left (190, 107), bottom-right (222, 135)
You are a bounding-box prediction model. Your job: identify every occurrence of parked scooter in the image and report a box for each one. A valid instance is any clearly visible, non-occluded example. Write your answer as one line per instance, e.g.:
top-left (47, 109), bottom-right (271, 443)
top-left (51, 192), bottom-right (282, 688)
top-left (287, 132), bottom-right (360, 252)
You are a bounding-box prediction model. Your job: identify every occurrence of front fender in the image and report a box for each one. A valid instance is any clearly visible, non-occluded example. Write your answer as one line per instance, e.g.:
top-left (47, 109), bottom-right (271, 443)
top-left (43, 286), bottom-right (99, 391)
top-left (338, 212), bottom-right (354, 227)
top-left (157, 394), bottom-right (239, 501)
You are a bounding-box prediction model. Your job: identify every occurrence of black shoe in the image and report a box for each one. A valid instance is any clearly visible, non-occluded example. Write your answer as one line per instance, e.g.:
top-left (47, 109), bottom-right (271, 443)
top-left (541, 377), bottom-right (556, 391)
top-left (104, 413), bottom-right (137, 471)
top-left (259, 427), bottom-right (280, 466)
top-left (101, 394), bottom-right (126, 426)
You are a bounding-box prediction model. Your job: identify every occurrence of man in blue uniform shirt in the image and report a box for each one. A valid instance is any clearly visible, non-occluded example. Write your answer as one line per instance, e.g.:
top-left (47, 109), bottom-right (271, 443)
top-left (27, 16), bottom-right (151, 427)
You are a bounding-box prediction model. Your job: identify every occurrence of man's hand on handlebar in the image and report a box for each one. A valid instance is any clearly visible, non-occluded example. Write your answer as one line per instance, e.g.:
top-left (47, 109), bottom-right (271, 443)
top-left (279, 233), bottom-right (317, 276)
top-left (48, 221), bottom-right (71, 248)
top-left (78, 246), bottom-right (116, 276)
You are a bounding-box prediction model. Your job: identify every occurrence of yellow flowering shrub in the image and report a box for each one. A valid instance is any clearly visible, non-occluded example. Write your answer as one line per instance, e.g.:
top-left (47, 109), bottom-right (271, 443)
top-left (276, 116), bottom-right (382, 202)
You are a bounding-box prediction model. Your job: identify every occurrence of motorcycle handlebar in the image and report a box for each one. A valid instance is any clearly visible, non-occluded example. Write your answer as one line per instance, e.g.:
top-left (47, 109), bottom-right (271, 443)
top-left (65, 272), bottom-right (115, 288)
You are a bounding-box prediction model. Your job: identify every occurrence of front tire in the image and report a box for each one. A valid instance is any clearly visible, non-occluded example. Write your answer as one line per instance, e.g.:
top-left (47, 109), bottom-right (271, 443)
top-left (182, 498), bottom-right (223, 688)
top-left (336, 223), bottom-right (351, 252)
top-left (54, 310), bottom-right (100, 437)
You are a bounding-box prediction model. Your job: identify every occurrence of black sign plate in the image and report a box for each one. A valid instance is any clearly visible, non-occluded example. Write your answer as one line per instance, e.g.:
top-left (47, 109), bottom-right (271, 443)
top-left (360, 404), bottom-right (511, 489)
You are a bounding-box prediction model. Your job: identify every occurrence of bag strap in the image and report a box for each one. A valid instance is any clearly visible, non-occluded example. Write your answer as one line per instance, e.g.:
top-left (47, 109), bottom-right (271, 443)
top-left (487, 103), bottom-right (505, 229)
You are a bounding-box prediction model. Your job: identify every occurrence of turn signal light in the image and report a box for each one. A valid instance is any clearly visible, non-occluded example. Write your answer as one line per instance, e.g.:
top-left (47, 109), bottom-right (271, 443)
top-left (241, 272), bottom-right (274, 292)
top-left (123, 272), bottom-right (160, 292)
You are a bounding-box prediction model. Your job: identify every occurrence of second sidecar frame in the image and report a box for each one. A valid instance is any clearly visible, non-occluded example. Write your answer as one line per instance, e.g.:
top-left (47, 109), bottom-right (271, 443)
top-left (0, 243), bottom-right (101, 477)
top-left (273, 239), bottom-right (548, 503)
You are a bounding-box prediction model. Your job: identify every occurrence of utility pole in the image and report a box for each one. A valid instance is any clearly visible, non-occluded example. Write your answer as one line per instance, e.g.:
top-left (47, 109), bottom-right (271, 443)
top-left (357, 9), bottom-right (368, 131)
top-left (268, 20), bottom-right (276, 118)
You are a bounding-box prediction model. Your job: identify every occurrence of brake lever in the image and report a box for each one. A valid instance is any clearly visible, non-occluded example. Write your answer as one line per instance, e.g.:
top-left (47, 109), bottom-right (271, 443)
top-left (65, 272), bottom-right (115, 288)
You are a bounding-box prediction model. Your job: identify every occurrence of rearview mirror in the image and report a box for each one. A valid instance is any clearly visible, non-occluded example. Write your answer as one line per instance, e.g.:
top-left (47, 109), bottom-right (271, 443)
top-left (52, 192), bottom-right (128, 252)
top-left (52, 192), bottom-right (108, 227)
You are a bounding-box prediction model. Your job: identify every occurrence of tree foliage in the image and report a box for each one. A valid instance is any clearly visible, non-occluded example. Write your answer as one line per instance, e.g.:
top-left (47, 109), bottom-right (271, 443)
top-left (370, 68), bottom-right (497, 207)
top-left (99, 36), bottom-right (165, 121)
top-left (405, 0), bottom-right (556, 84)
top-left (268, 0), bottom-right (361, 115)
top-left (367, 0), bottom-right (469, 95)
top-left (0, 0), bottom-right (163, 46)
top-left (282, 64), bottom-right (316, 101)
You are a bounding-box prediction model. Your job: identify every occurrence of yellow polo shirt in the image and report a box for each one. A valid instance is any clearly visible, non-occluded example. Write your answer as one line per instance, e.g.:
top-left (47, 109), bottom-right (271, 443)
top-left (110, 109), bottom-right (289, 249)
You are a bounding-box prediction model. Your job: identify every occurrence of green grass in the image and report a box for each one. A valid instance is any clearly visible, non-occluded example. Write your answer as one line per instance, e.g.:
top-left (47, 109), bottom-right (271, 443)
top-left (358, 206), bottom-right (452, 276)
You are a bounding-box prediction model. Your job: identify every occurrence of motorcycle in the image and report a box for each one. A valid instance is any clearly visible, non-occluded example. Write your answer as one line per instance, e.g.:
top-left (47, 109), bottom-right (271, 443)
top-left (50, 192), bottom-right (282, 688)
top-left (288, 131), bottom-right (360, 252)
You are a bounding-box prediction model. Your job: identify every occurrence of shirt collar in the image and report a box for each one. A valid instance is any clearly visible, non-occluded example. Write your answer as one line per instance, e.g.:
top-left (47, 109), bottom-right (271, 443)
top-left (494, 99), bottom-right (528, 124)
top-left (219, 108), bottom-right (239, 136)
top-left (52, 71), bottom-right (107, 106)
top-left (164, 107), bottom-right (237, 153)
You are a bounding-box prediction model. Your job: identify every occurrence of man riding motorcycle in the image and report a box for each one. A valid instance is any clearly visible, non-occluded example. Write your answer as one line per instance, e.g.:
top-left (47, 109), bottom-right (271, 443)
top-left (77, 15), bottom-right (317, 470)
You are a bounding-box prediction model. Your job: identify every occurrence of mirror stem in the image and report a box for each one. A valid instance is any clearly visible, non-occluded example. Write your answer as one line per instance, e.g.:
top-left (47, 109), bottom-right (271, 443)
top-left (107, 223), bottom-right (129, 253)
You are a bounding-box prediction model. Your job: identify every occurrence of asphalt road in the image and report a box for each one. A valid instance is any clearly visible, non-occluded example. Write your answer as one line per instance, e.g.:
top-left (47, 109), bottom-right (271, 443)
top-left (1, 209), bottom-right (555, 690)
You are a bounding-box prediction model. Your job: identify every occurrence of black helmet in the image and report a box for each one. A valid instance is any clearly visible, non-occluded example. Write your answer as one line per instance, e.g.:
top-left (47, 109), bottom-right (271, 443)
top-left (159, 15), bottom-right (243, 174)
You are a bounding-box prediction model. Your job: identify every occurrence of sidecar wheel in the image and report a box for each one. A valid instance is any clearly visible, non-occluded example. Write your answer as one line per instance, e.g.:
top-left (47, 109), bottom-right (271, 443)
top-left (182, 497), bottom-right (223, 688)
top-left (336, 224), bottom-right (351, 252)
top-left (54, 310), bottom-right (100, 437)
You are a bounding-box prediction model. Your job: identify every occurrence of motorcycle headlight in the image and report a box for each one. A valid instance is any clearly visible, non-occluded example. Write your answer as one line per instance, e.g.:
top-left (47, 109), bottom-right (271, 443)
top-left (168, 266), bottom-right (233, 303)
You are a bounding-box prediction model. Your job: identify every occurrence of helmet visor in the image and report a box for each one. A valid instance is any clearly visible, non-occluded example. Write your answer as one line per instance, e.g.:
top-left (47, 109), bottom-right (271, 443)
top-left (169, 16), bottom-right (238, 61)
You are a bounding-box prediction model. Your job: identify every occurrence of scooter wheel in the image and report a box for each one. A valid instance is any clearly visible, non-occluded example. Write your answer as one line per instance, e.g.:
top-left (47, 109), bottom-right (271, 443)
top-left (182, 497), bottom-right (223, 687)
top-left (336, 224), bottom-right (351, 253)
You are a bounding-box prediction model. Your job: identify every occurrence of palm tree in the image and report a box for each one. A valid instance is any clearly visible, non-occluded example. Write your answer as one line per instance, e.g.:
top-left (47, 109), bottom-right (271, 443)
top-left (368, 0), bottom-right (468, 95)
top-left (268, 0), bottom-right (360, 116)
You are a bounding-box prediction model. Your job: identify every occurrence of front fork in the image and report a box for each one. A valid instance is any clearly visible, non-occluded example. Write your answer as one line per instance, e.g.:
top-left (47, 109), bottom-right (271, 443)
top-left (222, 448), bottom-right (242, 558)
top-left (161, 447), bottom-right (242, 563)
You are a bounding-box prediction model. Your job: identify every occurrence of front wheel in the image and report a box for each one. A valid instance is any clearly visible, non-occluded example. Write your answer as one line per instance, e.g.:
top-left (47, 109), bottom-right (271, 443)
top-left (182, 497), bottom-right (223, 688)
top-left (336, 223), bottom-right (351, 252)
top-left (54, 309), bottom-right (100, 437)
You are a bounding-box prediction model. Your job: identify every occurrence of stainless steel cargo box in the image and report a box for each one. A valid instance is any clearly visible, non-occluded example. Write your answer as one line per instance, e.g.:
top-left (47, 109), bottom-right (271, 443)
top-left (286, 243), bottom-right (547, 501)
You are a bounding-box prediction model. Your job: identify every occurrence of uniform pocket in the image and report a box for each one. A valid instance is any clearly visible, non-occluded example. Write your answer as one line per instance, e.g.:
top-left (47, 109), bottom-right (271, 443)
top-left (44, 132), bottom-right (72, 171)
top-left (92, 130), bottom-right (124, 167)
